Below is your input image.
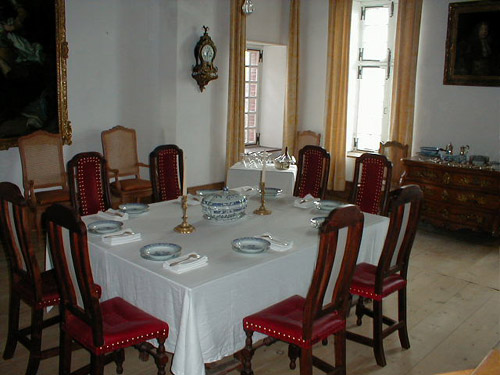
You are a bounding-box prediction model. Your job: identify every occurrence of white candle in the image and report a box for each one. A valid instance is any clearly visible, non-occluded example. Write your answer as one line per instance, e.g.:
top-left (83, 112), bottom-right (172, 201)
top-left (182, 156), bottom-right (187, 196)
top-left (261, 153), bottom-right (266, 184)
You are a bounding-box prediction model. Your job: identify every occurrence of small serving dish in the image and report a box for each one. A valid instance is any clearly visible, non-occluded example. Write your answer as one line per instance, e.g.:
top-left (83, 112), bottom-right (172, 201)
top-left (314, 200), bottom-right (342, 211)
top-left (140, 243), bottom-right (182, 261)
top-left (260, 187), bottom-right (282, 198)
top-left (310, 216), bottom-right (327, 229)
top-left (88, 220), bottom-right (123, 234)
top-left (232, 237), bottom-right (270, 254)
top-left (119, 203), bottom-right (149, 215)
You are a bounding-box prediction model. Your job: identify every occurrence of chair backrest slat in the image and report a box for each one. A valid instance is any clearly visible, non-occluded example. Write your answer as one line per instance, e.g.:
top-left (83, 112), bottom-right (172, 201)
top-left (149, 145), bottom-right (183, 202)
top-left (44, 204), bottom-right (105, 346)
top-left (302, 204), bottom-right (364, 340)
top-left (375, 185), bottom-right (423, 291)
top-left (0, 182), bottom-right (43, 299)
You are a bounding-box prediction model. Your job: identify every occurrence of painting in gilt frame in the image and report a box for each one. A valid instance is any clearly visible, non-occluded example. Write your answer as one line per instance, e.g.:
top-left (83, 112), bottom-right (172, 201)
top-left (0, 0), bottom-right (71, 150)
top-left (444, 1), bottom-right (500, 87)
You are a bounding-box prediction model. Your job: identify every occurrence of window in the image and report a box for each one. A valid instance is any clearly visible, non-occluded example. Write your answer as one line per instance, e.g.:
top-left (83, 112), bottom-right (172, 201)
top-left (348, 0), bottom-right (398, 151)
top-left (244, 49), bottom-right (262, 145)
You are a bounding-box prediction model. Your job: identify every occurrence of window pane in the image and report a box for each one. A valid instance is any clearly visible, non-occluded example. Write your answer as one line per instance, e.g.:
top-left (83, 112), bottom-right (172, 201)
top-left (249, 50), bottom-right (259, 65)
top-left (245, 51), bottom-right (250, 65)
top-left (248, 98), bottom-right (257, 112)
top-left (247, 113), bottom-right (256, 127)
top-left (247, 128), bottom-right (256, 144)
top-left (245, 67), bottom-right (250, 81)
top-left (356, 67), bottom-right (386, 150)
top-left (245, 83), bottom-right (249, 97)
top-left (249, 67), bottom-right (258, 82)
top-left (245, 98), bottom-right (249, 112)
top-left (249, 83), bottom-right (258, 97)
top-left (362, 7), bottom-right (389, 61)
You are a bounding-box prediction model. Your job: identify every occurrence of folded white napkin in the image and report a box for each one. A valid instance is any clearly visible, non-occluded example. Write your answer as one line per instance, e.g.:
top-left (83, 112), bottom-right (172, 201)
top-left (97, 209), bottom-right (129, 221)
top-left (102, 229), bottom-right (141, 246)
top-left (258, 233), bottom-right (293, 252)
top-left (163, 252), bottom-right (208, 274)
top-left (231, 186), bottom-right (258, 196)
top-left (176, 194), bottom-right (202, 206)
top-left (293, 194), bottom-right (319, 209)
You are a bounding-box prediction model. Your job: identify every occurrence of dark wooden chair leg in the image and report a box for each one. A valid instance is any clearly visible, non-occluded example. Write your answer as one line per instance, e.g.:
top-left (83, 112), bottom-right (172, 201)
top-left (91, 354), bottom-right (105, 375)
top-left (3, 292), bottom-right (20, 359)
top-left (288, 344), bottom-right (300, 369)
top-left (114, 349), bottom-right (125, 374)
top-left (26, 308), bottom-right (44, 375)
top-left (299, 347), bottom-right (313, 375)
top-left (372, 300), bottom-right (386, 367)
top-left (398, 288), bottom-right (410, 349)
top-left (355, 296), bottom-right (365, 326)
top-left (334, 331), bottom-right (346, 375)
top-left (240, 330), bottom-right (254, 375)
top-left (59, 329), bottom-right (72, 375)
top-left (153, 338), bottom-right (168, 375)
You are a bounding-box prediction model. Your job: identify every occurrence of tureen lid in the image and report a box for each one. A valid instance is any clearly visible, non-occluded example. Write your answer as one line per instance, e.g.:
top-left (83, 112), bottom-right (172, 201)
top-left (201, 187), bottom-right (247, 207)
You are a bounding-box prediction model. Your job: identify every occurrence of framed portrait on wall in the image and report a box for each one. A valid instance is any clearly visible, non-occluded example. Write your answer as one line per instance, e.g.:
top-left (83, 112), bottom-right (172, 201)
top-left (0, 0), bottom-right (71, 150)
top-left (443, 1), bottom-right (500, 87)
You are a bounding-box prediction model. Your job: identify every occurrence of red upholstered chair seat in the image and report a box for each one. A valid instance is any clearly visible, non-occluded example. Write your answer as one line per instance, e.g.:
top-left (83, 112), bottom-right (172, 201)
top-left (244, 295), bottom-right (345, 349)
top-left (35, 189), bottom-right (70, 205)
top-left (349, 263), bottom-right (406, 301)
top-left (112, 178), bottom-right (151, 192)
top-left (66, 297), bottom-right (168, 355)
top-left (15, 269), bottom-right (60, 309)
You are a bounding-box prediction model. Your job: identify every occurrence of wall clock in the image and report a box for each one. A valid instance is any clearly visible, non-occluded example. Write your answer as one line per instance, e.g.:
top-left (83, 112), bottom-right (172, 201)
top-left (192, 26), bottom-right (218, 92)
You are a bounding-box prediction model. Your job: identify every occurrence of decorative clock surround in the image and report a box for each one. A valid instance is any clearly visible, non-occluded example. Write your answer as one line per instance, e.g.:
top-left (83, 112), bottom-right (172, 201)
top-left (192, 26), bottom-right (218, 92)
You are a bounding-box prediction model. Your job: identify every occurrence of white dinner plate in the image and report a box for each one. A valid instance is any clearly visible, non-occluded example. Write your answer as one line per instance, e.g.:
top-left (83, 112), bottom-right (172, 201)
top-left (88, 220), bottom-right (123, 234)
top-left (119, 203), bottom-right (149, 215)
top-left (232, 237), bottom-right (270, 254)
top-left (314, 200), bottom-right (343, 211)
top-left (140, 243), bottom-right (182, 261)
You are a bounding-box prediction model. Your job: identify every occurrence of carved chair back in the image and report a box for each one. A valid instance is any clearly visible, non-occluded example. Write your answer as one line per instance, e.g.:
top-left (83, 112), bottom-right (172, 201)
top-left (379, 141), bottom-right (409, 189)
top-left (149, 145), bottom-right (184, 202)
top-left (293, 145), bottom-right (330, 199)
top-left (67, 152), bottom-right (112, 216)
top-left (374, 185), bottom-right (423, 293)
top-left (101, 125), bottom-right (141, 178)
top-left (351, 153), bottom-right (392, 215)
top-left (295, 130), bottom-right (321, 157)
top-left (302, 204), bottom-right (364, 340)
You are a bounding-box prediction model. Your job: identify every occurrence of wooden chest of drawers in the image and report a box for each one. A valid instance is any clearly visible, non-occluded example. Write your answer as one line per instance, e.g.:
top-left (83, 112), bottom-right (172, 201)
top-left (402, 157), bottom-right (499, 236)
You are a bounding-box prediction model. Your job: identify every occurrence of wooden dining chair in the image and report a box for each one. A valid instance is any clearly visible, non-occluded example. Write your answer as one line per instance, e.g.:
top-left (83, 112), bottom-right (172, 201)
top-left (346, 185), bottom-right (423, 367)
top-left (241, 204), bottom-right (364, 375)
top-left (293, 145), bottom-right (330, 199)
top-left (379, 141), bottom-right (409, 189)
top-left (350, 153), bottom-right (392, 216)
top-left (18, 130), bottom-right (70, 242)
top-left (295, 130), bottom-right (321, 158)
top-left (149, 144), bottom-right (184, 202)
top-left (0, 182), bottom-right (60, 375)
top-left (101, 125), bottom-right (152, 205)
top-left (67, 152), bottom-right (112, 216)
top-left (43, 203), bottom-right (169, 375)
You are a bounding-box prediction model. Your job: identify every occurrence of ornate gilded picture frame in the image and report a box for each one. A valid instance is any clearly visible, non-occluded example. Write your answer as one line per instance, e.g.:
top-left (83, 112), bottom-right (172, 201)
top-left (444, 1), bottom-right (500, 87)
top-left (0, 0), bottom-right (71, 150)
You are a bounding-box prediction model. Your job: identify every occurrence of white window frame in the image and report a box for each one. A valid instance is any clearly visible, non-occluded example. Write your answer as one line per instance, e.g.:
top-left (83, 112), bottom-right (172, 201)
top-left (348, 0), bottom-right (398, 152)
top-left (244, 47), bottom-right (263, 146)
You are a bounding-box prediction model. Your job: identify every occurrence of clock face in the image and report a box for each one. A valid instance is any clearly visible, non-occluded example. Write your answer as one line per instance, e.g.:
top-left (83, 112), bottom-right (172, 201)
top-left (201, 44), bottom-right (214, 62)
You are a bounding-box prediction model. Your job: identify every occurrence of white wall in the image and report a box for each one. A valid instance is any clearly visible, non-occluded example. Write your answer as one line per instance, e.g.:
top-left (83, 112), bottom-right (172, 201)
top-left (413, 0), bottom-right (500, 161)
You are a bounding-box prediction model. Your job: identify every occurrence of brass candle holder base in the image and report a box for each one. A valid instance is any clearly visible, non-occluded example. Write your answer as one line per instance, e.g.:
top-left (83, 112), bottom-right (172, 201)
top-left (174, 195), bottom-right (196, 234)
top-left (254, 182), bottom-right (271, 215)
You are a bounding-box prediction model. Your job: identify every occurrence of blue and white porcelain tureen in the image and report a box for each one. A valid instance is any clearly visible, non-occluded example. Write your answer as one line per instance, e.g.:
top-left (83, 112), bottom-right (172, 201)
top-left (201, 187), bottom-right (247, 222)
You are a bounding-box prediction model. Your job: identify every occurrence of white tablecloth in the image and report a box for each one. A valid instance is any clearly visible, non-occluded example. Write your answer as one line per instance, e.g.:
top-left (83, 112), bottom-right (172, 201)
top-left (83, 196), bottom-right (389, 375)
top-left (226, 162), bottom-right (298, 194)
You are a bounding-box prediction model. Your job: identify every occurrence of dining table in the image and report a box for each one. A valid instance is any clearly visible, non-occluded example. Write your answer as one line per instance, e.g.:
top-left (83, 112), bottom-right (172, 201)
top-left (226, 162), bottom-right (298, 194)
top-left (81, 194), bottom-right (389, 375)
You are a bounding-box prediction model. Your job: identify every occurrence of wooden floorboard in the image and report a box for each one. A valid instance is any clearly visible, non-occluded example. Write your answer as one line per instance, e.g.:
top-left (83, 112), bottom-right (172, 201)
top-left (0, 223), bottom-right (498, 374)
